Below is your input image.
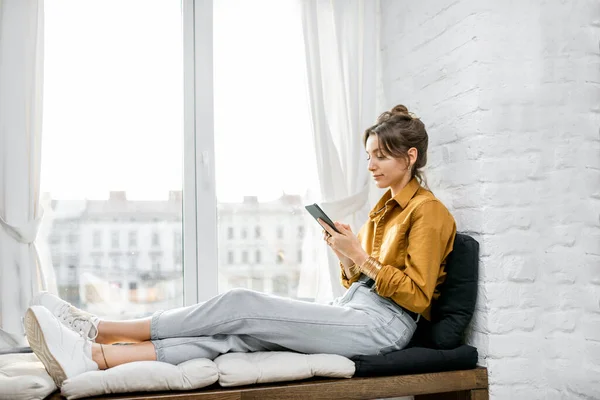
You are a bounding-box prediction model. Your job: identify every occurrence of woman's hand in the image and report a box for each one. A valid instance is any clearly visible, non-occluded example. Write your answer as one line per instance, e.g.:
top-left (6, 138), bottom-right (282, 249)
top-left (321, 225), bottom-right (352, 266)
top-left (319, 219), bottom-right (369, 266)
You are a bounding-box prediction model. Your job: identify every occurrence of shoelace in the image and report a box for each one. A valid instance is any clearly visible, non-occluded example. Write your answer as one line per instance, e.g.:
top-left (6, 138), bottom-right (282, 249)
top-left (57, 304), bottom-right (99, 341)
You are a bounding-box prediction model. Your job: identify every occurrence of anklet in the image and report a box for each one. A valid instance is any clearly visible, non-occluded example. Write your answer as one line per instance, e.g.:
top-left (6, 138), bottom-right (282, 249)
top-left (100, 344), bottom-right (110, 369)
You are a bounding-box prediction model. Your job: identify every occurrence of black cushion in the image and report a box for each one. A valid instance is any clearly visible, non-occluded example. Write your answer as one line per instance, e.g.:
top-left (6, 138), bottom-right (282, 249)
top-left (352, 233), bottom-right (480, 376)
top-left (411, 233), bottom-right (479, 349)
top-left (352, 344), bottom-right (478, 377)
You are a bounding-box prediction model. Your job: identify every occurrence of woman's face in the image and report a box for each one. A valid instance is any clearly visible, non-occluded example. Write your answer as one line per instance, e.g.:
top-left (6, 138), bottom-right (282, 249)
top-left (365, 134), bottom-right (413, 194)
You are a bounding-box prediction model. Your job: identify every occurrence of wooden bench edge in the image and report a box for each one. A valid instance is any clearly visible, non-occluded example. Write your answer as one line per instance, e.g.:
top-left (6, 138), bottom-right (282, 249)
top-left (47, 367), bottom-right (488, 400)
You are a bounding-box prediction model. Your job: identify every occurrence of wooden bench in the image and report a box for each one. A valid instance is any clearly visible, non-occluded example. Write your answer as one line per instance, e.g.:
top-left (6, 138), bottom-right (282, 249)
top-left (46, 367), bottom-right (488, 400)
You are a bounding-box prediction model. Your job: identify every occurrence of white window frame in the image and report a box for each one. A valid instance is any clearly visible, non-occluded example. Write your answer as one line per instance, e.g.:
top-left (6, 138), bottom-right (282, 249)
top-left (182, 0), bottom-right (218, 305)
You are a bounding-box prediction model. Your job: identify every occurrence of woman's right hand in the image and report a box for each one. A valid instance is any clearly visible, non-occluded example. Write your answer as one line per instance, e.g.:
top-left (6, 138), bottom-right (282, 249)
top-left (322, 223), bottom-right (354, 267)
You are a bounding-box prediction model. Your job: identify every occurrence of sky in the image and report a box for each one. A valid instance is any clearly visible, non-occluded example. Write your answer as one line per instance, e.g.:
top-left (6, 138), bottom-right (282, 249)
top-left (41, 0), bottom-right (318, 202)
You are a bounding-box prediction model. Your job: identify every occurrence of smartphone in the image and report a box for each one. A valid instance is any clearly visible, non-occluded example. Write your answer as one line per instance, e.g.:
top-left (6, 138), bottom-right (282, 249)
top-left (305, 203), bottom-right (341, 233)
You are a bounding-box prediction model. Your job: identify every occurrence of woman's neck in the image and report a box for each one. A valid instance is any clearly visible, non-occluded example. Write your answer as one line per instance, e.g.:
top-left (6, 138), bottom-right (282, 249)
top-left (390, 174), bottom-right (413, 198)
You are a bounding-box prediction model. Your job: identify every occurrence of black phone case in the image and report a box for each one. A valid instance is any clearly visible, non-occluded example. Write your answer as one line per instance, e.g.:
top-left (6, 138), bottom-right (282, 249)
top-left (305, 203), bottom-right (341, 233)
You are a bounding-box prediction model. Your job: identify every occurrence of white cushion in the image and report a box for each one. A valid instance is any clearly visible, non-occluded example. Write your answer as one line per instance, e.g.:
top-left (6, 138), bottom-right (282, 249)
top-left (0, 353), bottom-right (56, 400)
top-left (0, 351), bottom-right (355, 399)
top-left (61, 358), bottom-right (219, 400)
top-left (214, 352), bottom-right (355, 387)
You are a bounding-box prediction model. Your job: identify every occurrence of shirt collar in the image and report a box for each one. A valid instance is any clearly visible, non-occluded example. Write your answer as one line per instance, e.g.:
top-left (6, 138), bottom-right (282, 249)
top-left (369, 178), bottom-right (421, 220)
top-left (394, 178), bottom-right (421, 209)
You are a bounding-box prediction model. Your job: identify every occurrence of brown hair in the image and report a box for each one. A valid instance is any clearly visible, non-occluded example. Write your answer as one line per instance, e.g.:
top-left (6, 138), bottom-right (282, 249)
top-left (362, 104), bottom-right (429, 185)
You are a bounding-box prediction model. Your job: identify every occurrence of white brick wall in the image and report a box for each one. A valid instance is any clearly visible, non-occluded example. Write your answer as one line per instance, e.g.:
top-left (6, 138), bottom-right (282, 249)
top-left (379, 1), bottom-right (600, 398)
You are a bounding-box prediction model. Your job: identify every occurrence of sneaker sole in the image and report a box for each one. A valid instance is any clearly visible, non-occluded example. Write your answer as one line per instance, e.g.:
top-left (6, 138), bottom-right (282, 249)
top-left (24, 308), bottom-right (68, 387)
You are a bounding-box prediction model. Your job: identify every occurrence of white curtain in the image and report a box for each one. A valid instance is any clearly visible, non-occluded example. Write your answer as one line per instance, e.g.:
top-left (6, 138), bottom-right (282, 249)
top-left (0, 0), bottom-right (49, 345)
top-left (300, 0), bottom-right (382, 299)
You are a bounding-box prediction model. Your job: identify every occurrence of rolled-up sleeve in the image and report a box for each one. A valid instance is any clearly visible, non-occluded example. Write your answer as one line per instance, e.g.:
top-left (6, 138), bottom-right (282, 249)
top-left (340, 262), bottom-right (361, 289)
top-left (374, 200), bottom-right (456, 315)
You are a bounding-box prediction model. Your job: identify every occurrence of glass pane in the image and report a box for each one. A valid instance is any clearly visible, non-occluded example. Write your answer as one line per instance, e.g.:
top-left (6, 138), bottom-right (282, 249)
top-left (214, 0), bottom-right (326, 300)
top-left (41, 0), bottom-right (184, 319)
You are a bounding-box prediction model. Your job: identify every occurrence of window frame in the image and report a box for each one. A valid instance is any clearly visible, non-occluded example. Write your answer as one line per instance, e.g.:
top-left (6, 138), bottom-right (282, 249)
top-left (182, 0), bottom-right (218, 305)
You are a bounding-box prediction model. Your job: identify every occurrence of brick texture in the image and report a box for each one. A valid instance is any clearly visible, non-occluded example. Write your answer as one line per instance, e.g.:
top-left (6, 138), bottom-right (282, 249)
top-left (379, 0), bottom-right (600, 398)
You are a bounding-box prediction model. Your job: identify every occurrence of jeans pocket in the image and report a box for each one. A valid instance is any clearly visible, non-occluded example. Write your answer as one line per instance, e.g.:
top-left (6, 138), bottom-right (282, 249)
top-left (336, 282), bottom-right (363, 306)
top-left (376, 315), bottom-right (415, 355)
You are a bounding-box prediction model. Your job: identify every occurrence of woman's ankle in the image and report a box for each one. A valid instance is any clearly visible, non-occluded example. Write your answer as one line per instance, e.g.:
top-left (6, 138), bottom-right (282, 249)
top-left (94, 321), bottom-right (111, 344)
top-left (91, 343), bottom-right (109, 370)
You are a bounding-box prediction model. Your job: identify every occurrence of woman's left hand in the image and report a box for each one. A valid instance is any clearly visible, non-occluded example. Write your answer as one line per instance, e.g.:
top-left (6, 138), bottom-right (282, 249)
top-left (319, 219), bottom-right (368, 263)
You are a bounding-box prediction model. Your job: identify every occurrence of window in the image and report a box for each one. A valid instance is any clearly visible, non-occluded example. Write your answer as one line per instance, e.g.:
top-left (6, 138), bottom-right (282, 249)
top-left (128, 253), bottom-right (137, 270)
top-left (91, 255), bottom-right (102, 269)
top-left (110, 255), bottom-right (120, 269)
top-left (67, 233), bottom-right (78, 245)
top-left (255, 250), bottom-right (261, 264)
top-left (273, 275), bottom-right (289, 296)
top-left (251, 276), bottom-right (264, 292)
top-left (241, 228), bottom-right (247, 239)
top-left (67, 254), bottom-right (79, 268)
top-left (228, 251), bottom-right (234, 264)
top-left (242, 250), bottom-right (248, 264)
top-left (41, 0), bottom-right (328, 311)
top-left (297, 226), bottom-right (304, 239)
top-left (129, 231), bottom-right (137, 248)
top-left (68, 265), bottom-right (77, 282)
top-left (151, 255), bottom-right (161, 272)
top-left (276, 226), bottom-right (284, 239)
top-left (229, 276), bottom-right (248, 289)
top-left (111, 231), bottom-right (120, 249)
top-left (42, 0), bottom-right (185, 318)
top-left (93, 231), bottom-right (102, 248)
top-left (228, 227), bottom-right (234, 240)
top-left (152, 231), bottom-right (161, 247)
top-left (297, 249), bottom-right (302, 263)
top-left (49, 234), bottom-right (61, 245)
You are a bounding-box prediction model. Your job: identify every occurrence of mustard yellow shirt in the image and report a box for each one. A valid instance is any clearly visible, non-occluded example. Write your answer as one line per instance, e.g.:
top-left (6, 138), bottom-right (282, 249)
top-left (341, 178), bottom-right (456, 321)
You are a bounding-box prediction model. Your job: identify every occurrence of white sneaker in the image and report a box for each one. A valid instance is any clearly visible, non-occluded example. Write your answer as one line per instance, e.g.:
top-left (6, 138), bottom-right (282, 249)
top-left (24, 305), bottom-right (98, 387)
top-left (31, 291), bottom-right (99, 341)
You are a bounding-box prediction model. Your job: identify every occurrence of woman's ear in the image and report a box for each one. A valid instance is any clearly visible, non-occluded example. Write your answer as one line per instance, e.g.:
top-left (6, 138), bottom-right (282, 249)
top-left (408, 147), bottom-right (418, 168)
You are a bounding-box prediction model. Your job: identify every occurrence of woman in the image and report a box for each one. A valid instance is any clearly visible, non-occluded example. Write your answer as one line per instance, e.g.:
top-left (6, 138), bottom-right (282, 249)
top-left (25, 104), bottom-right (456, 387)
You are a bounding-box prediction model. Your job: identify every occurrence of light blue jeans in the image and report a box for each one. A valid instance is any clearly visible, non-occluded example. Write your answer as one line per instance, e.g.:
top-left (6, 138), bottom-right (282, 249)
top-left (150, 280), bottom-right (417, 365)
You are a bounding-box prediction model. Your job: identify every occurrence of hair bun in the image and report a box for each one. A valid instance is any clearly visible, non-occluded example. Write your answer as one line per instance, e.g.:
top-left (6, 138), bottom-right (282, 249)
top-left (375, 104), bottom-right (417, 124)
top-left (391, 104), bottom-right (419, 120)
top-left (391, 105), bottom-right (409, 115)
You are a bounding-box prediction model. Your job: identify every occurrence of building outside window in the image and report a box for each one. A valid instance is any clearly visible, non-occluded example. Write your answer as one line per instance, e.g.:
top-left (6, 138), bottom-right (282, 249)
top-left (128, 253), bottom-right (137, 270)
top-left (273, 275), bottom-right (289, 296)
top-left (251, 276), bottom-right (264, 292)
top-left (111, 231), bottom-right (119, 249)
top-left (152, 231), bottom-right (160, 247)
top-left (67, 233), bottom-right (78, 245)
top-left (276, 251), bottom-right (284, 264)
top-left (110, 255), bottom-right (120, 269)
top-left (129, 231), bottom-right (137, 247)
top-left (93, 231), bottom-right (102, 248)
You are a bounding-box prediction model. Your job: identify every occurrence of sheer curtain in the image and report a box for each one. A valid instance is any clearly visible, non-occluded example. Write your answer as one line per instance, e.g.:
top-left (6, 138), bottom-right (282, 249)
top-left (0, 0), bottom-right (51, 346)
top-left (300, 0), bottom-right (382, 299)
